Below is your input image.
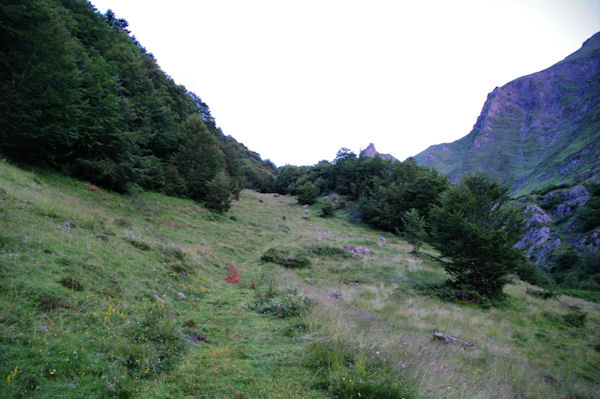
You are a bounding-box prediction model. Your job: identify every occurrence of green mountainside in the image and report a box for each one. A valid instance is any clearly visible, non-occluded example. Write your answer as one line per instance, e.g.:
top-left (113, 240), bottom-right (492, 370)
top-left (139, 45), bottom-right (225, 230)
top-left (1, 161), bottom-right (599, 398)
top-left (414, 32), bottom-right (600, 197)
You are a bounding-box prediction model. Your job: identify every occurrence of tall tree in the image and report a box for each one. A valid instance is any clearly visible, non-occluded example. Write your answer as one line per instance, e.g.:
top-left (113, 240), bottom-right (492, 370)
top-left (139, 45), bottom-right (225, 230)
top-left (430, 173), bottom-right (524, 301)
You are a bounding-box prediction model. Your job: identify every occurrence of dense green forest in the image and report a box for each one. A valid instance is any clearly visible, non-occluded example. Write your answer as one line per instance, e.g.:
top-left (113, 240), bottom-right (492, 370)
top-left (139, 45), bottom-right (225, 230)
top-left (0, 0), bottom-right (276, 211)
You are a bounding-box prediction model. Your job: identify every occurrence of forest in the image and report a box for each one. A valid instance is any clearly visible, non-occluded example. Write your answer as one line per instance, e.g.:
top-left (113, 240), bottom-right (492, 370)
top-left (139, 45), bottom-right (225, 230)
top-left (0, 0), bottom-right (277, 212)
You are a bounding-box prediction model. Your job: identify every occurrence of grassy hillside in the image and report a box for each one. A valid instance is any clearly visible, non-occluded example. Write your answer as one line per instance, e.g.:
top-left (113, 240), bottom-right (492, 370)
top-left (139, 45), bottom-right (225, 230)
top-left (1, 160), bottom-right (599, 398)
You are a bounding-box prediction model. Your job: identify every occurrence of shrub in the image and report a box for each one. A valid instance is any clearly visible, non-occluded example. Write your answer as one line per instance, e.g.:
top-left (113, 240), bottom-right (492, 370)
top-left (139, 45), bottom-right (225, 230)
top-left (516, 262), bottom-right (555, 288)
top-left (204, 172), bottom-right (233, 213)
top-left (60, 276), bottom-right (84, 291)
top-left (402, 208), bottom-right (427, 253)
top-left (253, 288), bottom-right (313, 318)
top-left (307, 245), bottom-right (351, 258)
top-left (260, 247), bottom-right (311, 268)
top-left (297, 182), bottom-right (318, 205)
top-left (526, 288), bottom-right (557, 299)
top-left (563, 310), bottom-right (587, 327)
top-left (319, 202), bottom-right (335, 218)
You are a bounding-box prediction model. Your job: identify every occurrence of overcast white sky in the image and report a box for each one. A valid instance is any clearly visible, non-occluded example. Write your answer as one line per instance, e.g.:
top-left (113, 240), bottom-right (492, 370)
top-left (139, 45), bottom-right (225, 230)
top-left (90, 0), bottom-right (600, 166)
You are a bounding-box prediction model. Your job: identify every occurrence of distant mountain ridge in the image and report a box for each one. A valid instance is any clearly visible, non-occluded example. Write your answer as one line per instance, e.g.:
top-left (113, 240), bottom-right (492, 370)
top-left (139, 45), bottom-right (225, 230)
top-left (414, 32), bottom-right (600, 196)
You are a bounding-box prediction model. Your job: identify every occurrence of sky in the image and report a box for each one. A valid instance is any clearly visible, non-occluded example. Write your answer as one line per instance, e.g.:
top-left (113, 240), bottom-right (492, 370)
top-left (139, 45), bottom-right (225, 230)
top-left (90, 0), bottom-right (600, 166)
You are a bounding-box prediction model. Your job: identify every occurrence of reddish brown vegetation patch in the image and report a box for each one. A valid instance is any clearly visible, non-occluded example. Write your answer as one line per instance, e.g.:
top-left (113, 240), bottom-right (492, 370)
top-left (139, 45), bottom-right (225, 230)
top-left (224, 263), bottom-right (241, 284)
top-left (84, 183), bottom-right (103, 194)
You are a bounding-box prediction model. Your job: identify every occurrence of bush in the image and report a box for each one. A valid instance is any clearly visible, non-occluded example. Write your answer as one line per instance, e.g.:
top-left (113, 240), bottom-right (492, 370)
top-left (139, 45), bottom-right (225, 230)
top-left (402, 208), bottom-right (427, 253)
top-left (563, 310), bottom-right (587, 327)
top-left (60, 276), bottom-right (84, 291)
top-left (319, 202), bottom-right (335, 218)
top-left (253, 288), bottom-right (313, 318)
top-left (297, 182), bottom-right (318, 205)
top-left (260, 247), bottom-right (311, 268)
top-left (526, 288), bottom-right (557, 299)
top-left (430, 173), bottom-right (524, 301)
top-left (307, 245), bottom-right (351, 258)
top-left (516, 262), bottom-right (555, 288)
top-left (203, 172), bottom-right (233, 213)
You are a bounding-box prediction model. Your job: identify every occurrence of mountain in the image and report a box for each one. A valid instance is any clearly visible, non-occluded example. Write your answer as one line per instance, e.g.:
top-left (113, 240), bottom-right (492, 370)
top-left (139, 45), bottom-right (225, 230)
top-left (414, 32), bottom-right (600, 197)
top-left (359, 143), bottom-right (398, 162)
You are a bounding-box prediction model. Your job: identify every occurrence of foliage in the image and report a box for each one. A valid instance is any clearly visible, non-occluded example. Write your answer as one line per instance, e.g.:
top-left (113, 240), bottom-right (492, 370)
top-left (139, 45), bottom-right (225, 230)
top-left (260, 247), bottom-right (311, 268)
top-left (319, 202), bottom-right (335, 218)
top-left (577, 187), bottom-right (600, 232)
top-left (402, 208), bottom-right (427, 253)
top-left (296, 182), bottom-right (319, 205)
top-left (306, 245), bottom-right (351, 258)
top-left (0, 0), bottom-right (273, 207)
top-left (526, 288), bottom-right (557, 299)
top-left (563, 310), bottom-right (587, 328)
top-left (516, 262), bottom-right (555, 288)
top-left (253, 288), bottom-right (313, 318)
top-left (430, 173), bottom-right (525, 300)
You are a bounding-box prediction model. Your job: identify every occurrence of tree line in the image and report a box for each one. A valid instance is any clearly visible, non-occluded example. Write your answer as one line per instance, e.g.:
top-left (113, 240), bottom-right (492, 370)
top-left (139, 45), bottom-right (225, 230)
top-left (0, 0), bottom-right (276, 211)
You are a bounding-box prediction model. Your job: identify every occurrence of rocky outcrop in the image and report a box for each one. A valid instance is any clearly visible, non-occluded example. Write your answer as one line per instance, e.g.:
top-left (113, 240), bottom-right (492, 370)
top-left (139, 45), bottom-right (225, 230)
top-left (516, 205), bottom-right (561, 266)
top-left (517, 183), bottom-right (598, 267)
top-left (359, 143), bottom-right (399, 162)
top-left (414, 32), bottom-right (600, 195)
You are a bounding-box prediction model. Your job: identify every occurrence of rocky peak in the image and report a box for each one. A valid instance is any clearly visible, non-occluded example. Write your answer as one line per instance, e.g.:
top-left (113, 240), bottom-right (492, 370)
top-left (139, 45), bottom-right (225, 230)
top-left (359, 143), bottom-right (399, 162)
top-left (361, 143), bottom-right (378, 158)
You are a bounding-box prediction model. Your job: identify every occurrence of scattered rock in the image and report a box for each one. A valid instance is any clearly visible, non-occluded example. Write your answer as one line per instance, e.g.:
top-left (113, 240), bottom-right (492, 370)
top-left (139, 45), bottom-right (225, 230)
top-left (341, 245), bottom-right (371, 255)
top-left (128, 230), bottom-right (135, 240)
top-left (153, 293), bottom-right (166, 303)
top-left (188, 333), bottom-right (208, 343)
top-left (302, 204), bottom-right (308, 209)
top-left (433, 332), bottom-right (474, 347)
top-left (63, 221), bottom-right (71, 232)
top-left (325, 290), bottom-right (341, 299)
top-left (379, 237), bottom-right (387, 242)
top-left (305, 278), bottom-right (313, 284)
top-left (302, 215), bottom-right (309, 220)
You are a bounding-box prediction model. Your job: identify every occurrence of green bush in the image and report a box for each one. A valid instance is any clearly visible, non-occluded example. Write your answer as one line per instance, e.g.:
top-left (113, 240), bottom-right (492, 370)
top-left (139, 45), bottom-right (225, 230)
top-left (563, 310), bottom-right (587, 327)
top-left (516, 262), bottom-right (555, 288)
top-left (307, 245), bottom-right (350, 258)
top-left (319, 202), bottom-right (335, 217)
top-left (402, 208), bottom-right (427, 253)
top-left (253, 288), bottom-right (313, 318)
top-left (260, 247), bottom-right (311, 268)
top-left (526, 288), bottom-right (557, 299)
top-left (60, 276), bottom-right (84, 291)
top-left (297, 182), bottom-right (319, 205)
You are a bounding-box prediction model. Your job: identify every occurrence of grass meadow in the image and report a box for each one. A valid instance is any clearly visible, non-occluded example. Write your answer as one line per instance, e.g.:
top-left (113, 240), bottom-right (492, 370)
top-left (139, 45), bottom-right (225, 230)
top-left (0, 160), bottom-right (598, 398)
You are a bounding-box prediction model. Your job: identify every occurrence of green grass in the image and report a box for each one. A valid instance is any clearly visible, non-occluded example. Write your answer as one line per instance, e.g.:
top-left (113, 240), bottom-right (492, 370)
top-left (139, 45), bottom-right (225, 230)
top-left (1, 160), bottom-right (599, 398)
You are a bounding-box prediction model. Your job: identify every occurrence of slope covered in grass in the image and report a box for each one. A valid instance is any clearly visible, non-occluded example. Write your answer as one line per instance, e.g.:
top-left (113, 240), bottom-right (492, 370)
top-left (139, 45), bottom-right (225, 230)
top-left (1, 161), bottom-right (599, 398)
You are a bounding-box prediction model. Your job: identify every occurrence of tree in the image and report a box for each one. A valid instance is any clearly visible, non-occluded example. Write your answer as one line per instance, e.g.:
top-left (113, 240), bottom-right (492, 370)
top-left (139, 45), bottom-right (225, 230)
top-left (402, 208), bottom-right (426, 253)
top-left (297, 182), bottom-right (318, 205)
top-left (430, 173), bottom-right (524, 301)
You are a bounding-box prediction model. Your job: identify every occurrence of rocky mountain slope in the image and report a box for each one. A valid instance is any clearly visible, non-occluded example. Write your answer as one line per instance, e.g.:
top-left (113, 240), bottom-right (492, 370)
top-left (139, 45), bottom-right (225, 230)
top-left (414, 32), bottom-right (600, 197)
